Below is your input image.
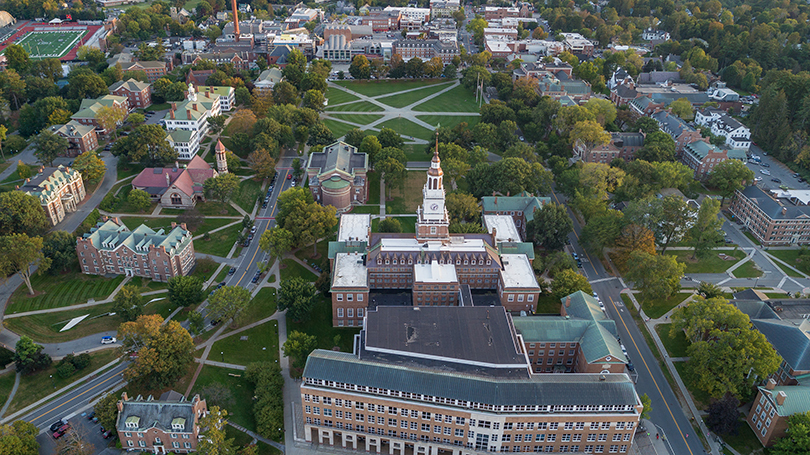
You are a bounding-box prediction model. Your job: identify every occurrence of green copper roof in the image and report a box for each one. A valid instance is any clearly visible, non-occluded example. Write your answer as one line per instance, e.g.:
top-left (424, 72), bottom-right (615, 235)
top-left (561, 290), bottom-right (608, 321)
top-left (759, 383), bottom-right (810, 416)
top-left (497, 242), bottom-right (535, 260)
top-left (167, 129), bottom-right (194, 143)
top-left (328, 241), bottom-right (367, 259)
top-left (512, 317), bottom-right (625, 364)
top-left (481, 195), bottom-right (551, 223)
top-left (322, 175), bottom-right (351, 189)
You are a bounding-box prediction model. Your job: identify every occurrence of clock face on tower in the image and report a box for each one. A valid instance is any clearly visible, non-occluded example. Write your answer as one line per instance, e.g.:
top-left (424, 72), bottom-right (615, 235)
top-left (431, 203), bottom-right (439, 211)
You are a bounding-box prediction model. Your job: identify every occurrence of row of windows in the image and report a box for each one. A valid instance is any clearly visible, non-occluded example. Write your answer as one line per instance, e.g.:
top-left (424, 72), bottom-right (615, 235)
top-left (336, 294), bottom-right (364, 302)
top-left (528, 350), bottom-right (577, 357)
top-left (126, 440), bottom-right (192, 449)
top-left (336, 307), bottom-right (364, 318)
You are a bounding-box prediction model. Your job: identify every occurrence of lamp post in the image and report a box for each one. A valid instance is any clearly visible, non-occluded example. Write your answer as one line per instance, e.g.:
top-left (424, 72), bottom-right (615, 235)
top-left (50, 374), bottom-right (54, 389)
top-left (221, 351), bottom-right (224, 362)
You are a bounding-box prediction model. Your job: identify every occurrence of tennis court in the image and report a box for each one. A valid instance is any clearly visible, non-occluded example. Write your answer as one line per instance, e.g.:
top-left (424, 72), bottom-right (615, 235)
top-left (10, 30), bottom-right (85, 58)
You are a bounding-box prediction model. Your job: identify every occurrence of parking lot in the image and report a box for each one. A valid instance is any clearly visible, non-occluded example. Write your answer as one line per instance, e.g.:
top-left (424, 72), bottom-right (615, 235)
top-left (37, 409), bottom-right (114, 455)
top-left (745, 144), bottom-right (809, 192)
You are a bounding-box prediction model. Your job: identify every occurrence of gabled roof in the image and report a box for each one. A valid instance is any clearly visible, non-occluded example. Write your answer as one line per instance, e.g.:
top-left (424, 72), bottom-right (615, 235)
top-left (71, 95), bottom-right (128, 120)
top-left (82, 219), bottom-right (193, 257)
top-left (757, 383), bottom-right (810, 416)
top-left (738, 185), bottom-right (810, 220)
top-left (307, 141), bottom-right (368, 178)
top-left (480, 195), bottom-right (551, 222)
top-left (561, 291), bottom-right (608, 321)
top-left (751, 319), bottom-right (810, 371)
top-left (19, 165), bottom-right (81, 202)
top-left (49, 120), bottom-right (95, 138)
top-left (109, 78), bottom-right (151, 93)
top-left (512, 317), bottom-right (626, 364)
top-left (116, 392), bottom-right (202, 433)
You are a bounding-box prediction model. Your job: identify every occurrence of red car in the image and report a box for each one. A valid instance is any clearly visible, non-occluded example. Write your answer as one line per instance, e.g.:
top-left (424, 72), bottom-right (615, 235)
top-left (286, 174), bottom-right (292, 180)
top-left (52, 424), bottom-right (69, 439)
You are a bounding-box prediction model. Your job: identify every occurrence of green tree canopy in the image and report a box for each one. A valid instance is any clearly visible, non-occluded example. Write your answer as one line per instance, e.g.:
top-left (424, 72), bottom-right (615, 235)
top-left (282, 330), bottom-right (317, 370)
top-left (0, 192), bottom-right (49, 236)
top-left (167, 276), bottom-right (205, 308)
top-left (113, 284), bottom-right (144, 321)
top-left (278, 277), bottom-right (317, 322)
top-left (208, 286), bottom-right (253, 322)
top-left (526, 202), bottom-right (573, 251)
top-left (119, 315), bottom-right (195, 390)
top-left (550, 269), bottom-right (592, 299)
top-left (625, 251), bottom-right (685, 302)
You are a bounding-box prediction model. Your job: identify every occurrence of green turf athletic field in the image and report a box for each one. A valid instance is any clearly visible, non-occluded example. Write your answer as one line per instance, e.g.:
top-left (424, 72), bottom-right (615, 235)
top-left (9, 30), bottom-right (85, 59)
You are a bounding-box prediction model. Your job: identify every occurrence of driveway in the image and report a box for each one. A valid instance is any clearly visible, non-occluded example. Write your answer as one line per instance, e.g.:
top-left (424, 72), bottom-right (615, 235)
top-left (746, 144), bottom-right (809, 191)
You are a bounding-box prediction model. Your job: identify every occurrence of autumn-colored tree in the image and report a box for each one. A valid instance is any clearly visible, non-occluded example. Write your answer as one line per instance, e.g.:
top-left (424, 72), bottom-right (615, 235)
top-left (247, 148), bottom-right (276, 179)
top-left (72, 151), bottom-right (106, 182)
top-left (96, 106), bottom-right (127, 140)
top-left (227, 109), bottom-right (257, 135)
top-left (613, 224), bottom-right (656, 270)
top-left (119, 315), bottom-right (195, 389)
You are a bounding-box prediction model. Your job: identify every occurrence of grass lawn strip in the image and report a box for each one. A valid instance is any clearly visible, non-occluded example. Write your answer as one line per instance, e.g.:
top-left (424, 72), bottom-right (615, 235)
top-left (7, 349), bottom-right (120, 415)
top-left (713, 418), bottom-right (763, 454)
top-left (229, 288), bottom-right (278, 331)
top-left (323, 119), bottom-right (360, 139)
top-left (534, 294), bottom-right (562, 314)
top-left (162, 202), bottom-right (240, 217)
top-left (325, 87), bottom-right (360, 105)
top-left (280, 258), bottom-right (318, 282)
top-left (119, 216), bottom-right (234, 235)
top-left (195, 224), bottom-right (242, 257)
top-left (327, 113), bottom-right (384, 125)
top-left (350, 205), bottom-right (380, 214)
top-left (371, 217), bottom-right (417, 234)
top-left (637, 292), bottom-right (692, 319)
top-left (386, 171), bottom-right (426, 214)
top-left (287, 295), bottom-right (359, 355)
top-left (733, 259), bottom-right (763, 278)
top-left (743, 232), bottom-right (761, 246)
top-left (334, 79), bottom-right (446, 97)
top-left (233, 178), bottom-right (264, 213)
top-left (655, 323), bottom-right (690, 358)
top-left (325, 100), bottom-right (384, 112)
top-left (672, 361), bottom-right (711, 410)
top-left (0, 371), bottom-right (16, 411)
top-left (766, 249), bottom-right (809, 276)
top-left (212, 320), bottom-right (279, 366)
top-left (367, 171), bottom-right (381, 205)
top-left (664, 250), bottom-right (746, 274)
top-left (7, 271), bottom-right (124, 314)
top-left (375, 82), bottom-right (454, 108)
top-left (191, 365), bottom-right (256, 431)
top-left (376, 118), bottom-right (434, 141)
top-left (295, 238), bottom-right (333, 272)
top-left (413, 85), bottom-right (480, 113)
top-left (416, 115), bottom-right (480, 130)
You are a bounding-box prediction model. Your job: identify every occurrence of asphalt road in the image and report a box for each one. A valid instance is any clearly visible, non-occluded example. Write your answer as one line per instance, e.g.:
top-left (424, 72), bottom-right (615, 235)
top-left (553, 190), bottom-right (705, 455)
top-left (36, 405), bottom-right (114, 455)
top-left (746, 144), bottom-right (810, 192)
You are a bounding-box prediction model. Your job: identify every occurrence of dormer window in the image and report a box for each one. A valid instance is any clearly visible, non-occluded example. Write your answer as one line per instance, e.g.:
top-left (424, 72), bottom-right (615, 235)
top-left (171, 418), bottom-right (186, 431)
top-left (125, 416), bottom-right (140, 429)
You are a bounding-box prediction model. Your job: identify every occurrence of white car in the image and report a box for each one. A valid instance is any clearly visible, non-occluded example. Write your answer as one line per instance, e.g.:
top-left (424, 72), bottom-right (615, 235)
top-left (761, 169), bottom-right (771, 175)
top-left (620, 344), bottom-right (628, 356)
top-left (101, 336), bottom-right (117, 344)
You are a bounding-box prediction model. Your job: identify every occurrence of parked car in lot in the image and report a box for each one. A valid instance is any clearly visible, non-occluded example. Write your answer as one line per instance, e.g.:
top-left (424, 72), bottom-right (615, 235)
top-left (53, 424), bottom-right (69, 439)
top-left (761, 162), bottom-right (770, 167)
top-left (772, 178), bottom-right (782, 183)
top-left (101, 336), bottom-right (116, 344)
top-left (761, 169), bottom-right (771, 175)
top-left (51, 420), bottom-right (66, 432)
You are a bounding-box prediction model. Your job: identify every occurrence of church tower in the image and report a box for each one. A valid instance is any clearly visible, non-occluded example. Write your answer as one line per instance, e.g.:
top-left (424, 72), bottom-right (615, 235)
top-left (215, 139), bottom-right (228, 174)
top-left (416, 131), bottom-right (450, 241)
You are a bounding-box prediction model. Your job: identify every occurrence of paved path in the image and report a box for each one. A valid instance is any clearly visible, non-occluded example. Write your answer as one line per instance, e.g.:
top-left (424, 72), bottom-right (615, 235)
top-left (0, 141), bottom-right (36, 181)
top-left (0, 372), bottom-right (20, 417)
top-left (184, 323), bottom-right (229, 397)
top-left (228, 422), bottom-right (286, 452)
top-left (323, 81), bottom-right (480, 143)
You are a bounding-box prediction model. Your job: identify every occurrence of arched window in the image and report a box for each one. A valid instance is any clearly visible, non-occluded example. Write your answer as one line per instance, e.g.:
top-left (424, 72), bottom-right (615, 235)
top-left (171, 193), bottom-right (182, 205)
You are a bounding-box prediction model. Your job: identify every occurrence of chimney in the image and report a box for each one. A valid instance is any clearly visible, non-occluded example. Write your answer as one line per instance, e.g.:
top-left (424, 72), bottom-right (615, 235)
top-left (565, 296), bottom-right (571, 307)
top-left (117, 400), bottom-right (124, 412)
top-left (187, 110), bottom-right (192, 120)
top-left (782, 207), bottom-right (788, 216)
top-left (171, 102), bottom-right (177, 111)
top-left (205, 90), bottom-right (210, 98)
top-left (776, 391), bottom-right (787, 406)
top-left (766, 378), bottom-right (777, 390)
top-left (193, 103), bottom-right (198, 111)
top-left (166, 173), bottom-right (170, 186)
top-left (181, 223), bottom-right (187, 230)
top-left (170, 110), bottom-right (175, 120)
top-left (232, 0), bottom-right (240, 40)
top-left (491, 227), bottom-right (497, 243)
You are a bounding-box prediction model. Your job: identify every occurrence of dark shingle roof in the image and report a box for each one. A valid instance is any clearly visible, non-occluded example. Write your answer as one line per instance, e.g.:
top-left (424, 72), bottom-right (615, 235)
top-left (739, 185), bottom-right (810, 220)
top-left (751, 319), bottom-right (810, 371)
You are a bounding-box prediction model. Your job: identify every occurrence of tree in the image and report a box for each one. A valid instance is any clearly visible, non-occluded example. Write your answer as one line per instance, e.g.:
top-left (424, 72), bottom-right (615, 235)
top-left (359, 135), bottom-right (382, 165)
top-left (635, 117), bottom-right (660, 134)
top-left (581, 210), bottom-right (624, 252)
top-left (5, 44), bottom-right (29, 74)
top-left (119, 315), bottom-right (195, 389)
top-left (686, 199), bottom-right (724, 259)
top-left (197, 407), bottom-right (237, 455)
top-left (272, 81), bottom-right (298, 106)
top-left (640, 394), bottom-right (652, 420)
top-left (33, 130), bottom-right (67, 166)
top-left (306, 123), bottom-right (334, 146)
top-left (248, 148), bottom-right (276, 179)
top-left (259, 227), bottom-right (295, 258)
top-left (0, 125), bottom-right (7, 160)
top-left (583, 98), bottom-right (617, 126)
top-left (208, 286), bottom-right (252, 322)
top-left (127, 188), bottom-right (152, 213)
top-left (625, 195), bottom-right (694, 254)
top-left (303, 89), bottom-right (325, 111)
top-left (244, 362), bottom-right (284, 440)
top-left (708, 160), bottom-right (755, 205)
top-left (669, 98), bottom-right (694, 120)
top-left (225, 151), bottom-right (241, 172)
top-left (43, 230), bottom-right (77, 274)
top-left (706, 394), bottom-right (741, 436)
top-left (112, 124), bottom-right (177, 166)
top-left (281, 48), bottom-right (307, 89)
top-left (97, 106), bottom-right (127, 140)
top-left (207, 115), bottom-right (227, 134)
top-left (377, 127), bottom-right (404, 149)
top-left (55, 426), bottom-right (95, 455)
top-left (672, 297), bottom-right (780, 399)
top-left (550, 269), bottom-right (593, 299)
top-left (349, 55), bottom-right (371, 80)
top-left (466, 158), bottom-right (553, 199)
top-left (167, 276), bottom-right (205, 308)
top-left (378, 218), bottom-right (402, 233)
top-left (0, 234), bottom-right (49, 295)
top-left (636, 131), bottom-right (676, 162)
top-left (613, 224), bottom-right (656, 270)
top-left (187, 311), bottom-right (205, 337)
top-left (376, 156), bottom-right (406, 199)
top-left (446, 192), bottom-right (480, 224)
top-left (0, 420), bottom-right (39, 455)
top-left (697, 281), bottom-right (723, 299)
top-left (72, 151), bottom-right (106, 182)
top-left (93, 393), bottom-right (119, 434)
top-left (771, 412), bottom-right (810, 455)
top-left (0, 69), bottom-right (26, 110)
top-left (526, 203), bottom-right (573, 250)
top-left (204, 173), bottom-right (241, 202)
top-left (14, 336), bottom-right (51, 375)
top-left (278, 277), bottom-right (317, 322)
top-left (625, 251), bottom-right (685, 303)
top-left (66, 71), bottom-right (107, 100)
top-left (282, 330), bottom-right (317, 370)
top-left (570, 120), bottom-right (610, 150)
top-left (113, 285), bottom-right (144, 321)
top-left (0, 192), bottom-right (48, 236)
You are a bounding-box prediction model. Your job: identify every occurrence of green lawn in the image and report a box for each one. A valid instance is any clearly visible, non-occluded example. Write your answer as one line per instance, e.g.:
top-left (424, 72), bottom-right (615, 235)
top-left (119, 216), bottom-right (234, 235)
top-left (733, 259), bottom-right (763, 278)
top-left (401, 143), bottom-right (431, 162)
top-left (128, 276), bottom-right (168, 292)
top-left (534, 294), bottom-right (562, 314)
top-left (7, 349), bottom-right (120, 415)
top-left (371, 216), bottom-right (417, 234)
top-left (0, 371), bottom-right (17, 412)
top-left (325, 86), bottom-right (360, 105)
top-left (228, 287), bottom-right (278, 329)
top-left (280, 258), bottom-right (318, 282)
top-left (743, 231), bottom-right (762, 246)
top-left (323, 119), bottom-right (359, 139)
top-left (212, 321), bottom-right (279, 366)
top-left (367, 171), bottom-right (381, 205)
top-left (375, 82), bottom-right (454, 108)
top-left (287, 294), bottom-right (359, 354)
top-left (191, 365), bottom-right (256, 431)
top-left (655, 323), bottom-right (690, 357)
top-left (195, 225), bottom-right (241, 257)
top-left (716, 418), bottom-right (763, 455)
top-left (162, 202), bottom-right (241, 217)
top-left (386, 171), bottom-right (426, 214)
top-left (295, 237), bottom-right (332, 273)
top-left (325, 100), bottom-right (384, 112)
top-left (334, 79), bottom-right (445, 97)
top-left (413, 85), bottom-right (480, 113)
top-left (327, 113), bottom-right (384, 125)
top-left (376, 118), bottom-right (434, 141)
top-left (233, 178), bottom-right (264, 213)
top-left (350, 205), bottom-right (381, 214)
top-left (768, 249), bottom-right (809, 274)
top-left (636, 292), bottom-right (692, 319)
top-left (7, 271), bottom-right (125, 314)
top-left (416, 115), bottom-right (480, 130)
top-left (665, 250), bottom-right (746, 274)
top-left (191, 258), bottom-right (221, 282)
top-left (673, 360), bottom-right (711, 410)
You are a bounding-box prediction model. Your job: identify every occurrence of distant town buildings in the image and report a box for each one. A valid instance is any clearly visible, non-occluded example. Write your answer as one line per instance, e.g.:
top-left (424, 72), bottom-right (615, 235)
top-left (680, 140), bottom-right (746, 178)
top-left (18, 165), bottom-right (86, 226)
top-left (120, 60), bottom-right (169, 82)
top-left (641, 28), bottom-right (671, 42)
top-left (77, 217), bottom-right (196, 281)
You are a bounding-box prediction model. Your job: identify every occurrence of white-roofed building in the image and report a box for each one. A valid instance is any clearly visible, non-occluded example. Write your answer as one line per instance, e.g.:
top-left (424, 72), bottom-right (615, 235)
top-left (331, 252), bottom-right (369, 327)
top-left (499, 254), bottom-right (541, 312)
top-left (413, 260), bottom-right (459, 306)
top-left (338, 214), bottom-right (371, 243)
top-left (484, 214), bottom-right (522, 243)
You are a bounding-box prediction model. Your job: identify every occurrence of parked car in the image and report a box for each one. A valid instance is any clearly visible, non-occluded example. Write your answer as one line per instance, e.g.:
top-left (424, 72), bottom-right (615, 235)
top-left (53, 424), bottom-right (70, 439)
top-left (572, 252), bottom-right (579, 260)
top-left (87, 411), bottom-right (95, 420)
top-left (101, 336), bottom-right (116, 344)
top-left (50, 420), bottom-right (66, 432)
top-left (761, 169), bottom-right (771, 175)
top-left (772, 178), bottom-right (782, 183)
top-left (761, 162), bottom-right (771, 167)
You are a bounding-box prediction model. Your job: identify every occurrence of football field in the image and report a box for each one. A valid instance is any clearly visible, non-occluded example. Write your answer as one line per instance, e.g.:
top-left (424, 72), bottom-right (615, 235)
top-left (9, 30), bottom-right (85, 58)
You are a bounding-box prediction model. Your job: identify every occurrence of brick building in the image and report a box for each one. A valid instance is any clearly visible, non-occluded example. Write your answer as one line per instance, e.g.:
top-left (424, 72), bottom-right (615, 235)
top-left (729, 185), bottom-right (810, 246)
top-left (481, 193), bottom-right (551, 240)
top-left (651, 111), bottom-right (705, 154)
top-left (116, 391), bottom-right (207, 453)
top-left (18, 165), bottom-right (85, 226)
top-left (301, 305), bottom-right (643, 455)
top-left (746, 379), bottom-right (810, 446)
top-left (109, 78), bottom-right (152, 111)
top-left (121, 61), bottom-right (169, 83)
top-left (70, 95), bottom-right (130, 136)
top-left (679, 140), bottom-right (746, 179)
top-left (132, 156), bottom-right (219, 209)
top-left (306, 141), bottom-right (369, 213)
top-left (393, 39), bottom-right (460, 64)
top-left (47, 121), bottom-right (98, 156)
top-left (574, 132), bottom-right (645, 163)
top-left (76, 217), bottom-right (196, 282)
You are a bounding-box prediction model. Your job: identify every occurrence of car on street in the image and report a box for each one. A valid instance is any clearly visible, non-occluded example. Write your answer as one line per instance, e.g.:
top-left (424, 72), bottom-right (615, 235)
top-left (572, 252), bottom-right (579, 260)
top-left (51, 420), bottom-right (66, 432)
top-left (621, 344), bottom-right (628, 356)
top-left (761, 169), bottom-right (771, 175)
top-left (287, 174), bottom-right (292, 180)
top-left (228, 267), bottom-right (236, 275)
top-left (101, 336), bottom-right (116, 344)
top-left (772, 178), bottom-right (782, 183)
top-left (576, 260), bottom-right (582, 268)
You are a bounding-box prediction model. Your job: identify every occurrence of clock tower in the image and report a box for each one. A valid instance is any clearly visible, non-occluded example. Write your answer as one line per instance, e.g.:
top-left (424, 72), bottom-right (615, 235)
top-left (416, 131), bottom-right (450, 241)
